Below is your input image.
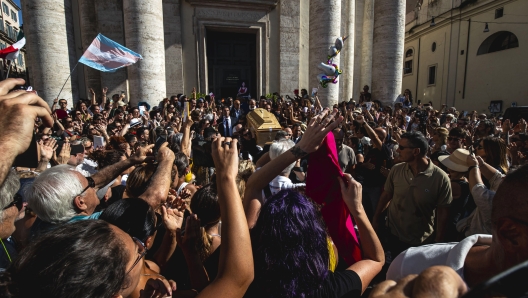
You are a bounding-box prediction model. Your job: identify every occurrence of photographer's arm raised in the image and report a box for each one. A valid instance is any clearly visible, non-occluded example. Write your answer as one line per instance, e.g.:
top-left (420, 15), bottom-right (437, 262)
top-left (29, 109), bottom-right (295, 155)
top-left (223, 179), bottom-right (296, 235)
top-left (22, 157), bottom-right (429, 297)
top-left (0, 79), bottom-right (53, 186)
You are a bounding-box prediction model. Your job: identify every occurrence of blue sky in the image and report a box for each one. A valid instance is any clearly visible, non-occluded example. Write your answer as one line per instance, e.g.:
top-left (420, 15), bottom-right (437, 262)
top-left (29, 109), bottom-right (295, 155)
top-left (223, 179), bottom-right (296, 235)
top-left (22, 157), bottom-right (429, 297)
top-left (13, 0), bottom-right (22, 24)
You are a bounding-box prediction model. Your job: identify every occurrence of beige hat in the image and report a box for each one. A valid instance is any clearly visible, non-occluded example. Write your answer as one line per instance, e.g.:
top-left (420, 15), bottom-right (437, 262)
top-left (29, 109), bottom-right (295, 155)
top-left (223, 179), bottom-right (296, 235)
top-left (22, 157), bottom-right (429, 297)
top-left (438, 148), bottom-right (470, 172)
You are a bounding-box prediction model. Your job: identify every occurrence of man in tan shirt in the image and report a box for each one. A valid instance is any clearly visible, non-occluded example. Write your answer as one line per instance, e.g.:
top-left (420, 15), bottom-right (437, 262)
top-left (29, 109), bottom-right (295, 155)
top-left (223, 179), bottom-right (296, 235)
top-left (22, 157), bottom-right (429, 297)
top-left (373, 131), bottom-right (452, 258)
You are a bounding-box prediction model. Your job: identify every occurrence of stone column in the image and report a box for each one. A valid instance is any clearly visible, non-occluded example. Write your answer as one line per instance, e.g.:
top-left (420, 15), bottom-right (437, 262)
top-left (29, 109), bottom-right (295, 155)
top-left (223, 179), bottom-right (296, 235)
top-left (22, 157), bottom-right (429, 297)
top-left (309, 0), bottom-right (341, 108)
top-left (372, 0), bottom-right (405, 107)
top-left (21, 0), bottom-right (74, 106)
top-left (339, 0), bottom-right (354, 102)
top-left (279, 0), bottom-right (301, 95)
top-left (163, 0), bottom-right (184, 97)
top-left (123, 0), bottom-right (166, 107)
top-left (360, 0), bottom-right (374, 97)
top-left (79, 1), bottom-right (101, 96)
top-left (353, 0), bottom-right (364, 100)
top-left (95, 0), bottom-right (127, 100)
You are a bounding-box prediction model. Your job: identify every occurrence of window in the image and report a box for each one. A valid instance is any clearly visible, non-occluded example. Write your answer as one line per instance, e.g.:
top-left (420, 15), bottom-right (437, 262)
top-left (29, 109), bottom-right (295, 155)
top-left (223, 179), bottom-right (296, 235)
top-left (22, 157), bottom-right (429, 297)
top-left (5, 22), bottom-right (11, 39)
top-left (495, 7), bottom-right (503, 19)
top-left (432, 42), bottom-right (437, 52)
top-left (404, 48), bottom-right (414, 75)
top-left (428, 65), bottom-right (437, 85)
top-left (477, 31), bottom-right (519, 55)
top-left (2, 3), bottom-right (8, 15)
top-left (17, 54), bottom-right (23, 67)
top-left (13, 29), bottom-right (17, 40)
top-left (10, 10), bottom-right (16, 22)
top-left (404, 60), bottom-right (413, 74)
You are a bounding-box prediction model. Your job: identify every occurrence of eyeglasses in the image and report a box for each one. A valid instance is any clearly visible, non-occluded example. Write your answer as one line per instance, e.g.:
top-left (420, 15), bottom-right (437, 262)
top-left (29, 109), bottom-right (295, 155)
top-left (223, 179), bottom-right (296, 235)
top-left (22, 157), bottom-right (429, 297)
top-left (74, 176), bottom-right (95, 198)
top-left (3, 194), bottom-right (23, 211)
top-left (286, 134), bottom-right (292, 137)
top-left (447, 137), bottom-right (462, 142)
top-left (125, 236), bottom-right (148, 275)
top-left (398, 145), bottom-right (416, 150)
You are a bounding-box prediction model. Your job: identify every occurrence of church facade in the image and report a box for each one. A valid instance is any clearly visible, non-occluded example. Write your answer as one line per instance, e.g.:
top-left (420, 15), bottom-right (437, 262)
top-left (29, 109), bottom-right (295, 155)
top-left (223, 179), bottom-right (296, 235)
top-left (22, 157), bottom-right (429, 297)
top-left (21, 0), bottom-right (408, 108)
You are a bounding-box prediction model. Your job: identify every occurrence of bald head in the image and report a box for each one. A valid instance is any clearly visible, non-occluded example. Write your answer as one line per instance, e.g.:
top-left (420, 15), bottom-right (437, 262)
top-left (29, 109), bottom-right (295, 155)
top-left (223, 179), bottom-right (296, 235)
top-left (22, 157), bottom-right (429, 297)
top-left (374, 127), bottom-right (387, 142)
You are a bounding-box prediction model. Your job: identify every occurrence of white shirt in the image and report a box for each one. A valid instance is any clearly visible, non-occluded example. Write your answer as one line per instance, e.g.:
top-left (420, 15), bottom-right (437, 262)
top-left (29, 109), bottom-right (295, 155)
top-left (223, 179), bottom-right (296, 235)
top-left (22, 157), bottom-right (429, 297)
top-left (223, 117), bottom-right (232, 136)
top-left (75, 158), bottom-right (98, 177)
top-left (387, 234), bottom-right (492, 281)
top-left (259, 175), bottom-right (305, 204)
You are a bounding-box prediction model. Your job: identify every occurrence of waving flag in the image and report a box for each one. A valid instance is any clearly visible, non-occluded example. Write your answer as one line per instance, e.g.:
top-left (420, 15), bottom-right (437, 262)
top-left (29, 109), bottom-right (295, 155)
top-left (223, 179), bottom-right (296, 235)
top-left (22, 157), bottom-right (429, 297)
top-left (79, 33), bottom-right (142, 72)
top-left (0, 31), bottom-right (26, 60)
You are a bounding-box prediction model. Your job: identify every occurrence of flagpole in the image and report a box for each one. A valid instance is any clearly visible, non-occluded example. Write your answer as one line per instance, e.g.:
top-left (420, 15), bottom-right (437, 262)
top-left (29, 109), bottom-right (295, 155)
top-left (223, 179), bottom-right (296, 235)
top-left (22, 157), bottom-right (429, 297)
top-left (55, 61), bottom-right (79, 100)
top-left (5, 61), bottom-right (11, 79)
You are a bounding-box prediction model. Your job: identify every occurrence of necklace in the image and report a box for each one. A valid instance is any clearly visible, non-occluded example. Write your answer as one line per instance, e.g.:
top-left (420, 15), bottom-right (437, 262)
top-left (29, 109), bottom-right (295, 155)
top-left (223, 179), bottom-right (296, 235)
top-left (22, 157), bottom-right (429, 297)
top-left (0, 238), bottom-right (12, 263)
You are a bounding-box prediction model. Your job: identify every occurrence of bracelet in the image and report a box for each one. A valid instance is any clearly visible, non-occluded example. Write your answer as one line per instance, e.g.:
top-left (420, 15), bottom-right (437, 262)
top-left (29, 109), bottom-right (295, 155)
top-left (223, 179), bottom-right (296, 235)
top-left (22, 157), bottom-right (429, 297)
top-left (468, 165), bottom-right (479, 171)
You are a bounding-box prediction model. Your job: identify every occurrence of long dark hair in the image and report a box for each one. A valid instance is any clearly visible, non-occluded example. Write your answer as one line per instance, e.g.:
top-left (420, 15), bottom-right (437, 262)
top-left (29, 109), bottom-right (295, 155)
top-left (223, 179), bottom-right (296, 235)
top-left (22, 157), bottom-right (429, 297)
top-left (190, 183), bottom-right (220, 261)
top-left (0, 220), bottom-right (128, 298)
top-left (252, 190), bottom-right (329, 297)
top-left (100, 198), bottom-right (157, 243)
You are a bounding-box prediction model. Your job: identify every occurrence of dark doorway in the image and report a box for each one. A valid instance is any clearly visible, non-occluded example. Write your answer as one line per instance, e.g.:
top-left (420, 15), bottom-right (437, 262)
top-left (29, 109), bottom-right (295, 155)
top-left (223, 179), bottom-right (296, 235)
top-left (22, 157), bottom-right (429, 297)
top-left (206, 29), bottom-right (257, 100)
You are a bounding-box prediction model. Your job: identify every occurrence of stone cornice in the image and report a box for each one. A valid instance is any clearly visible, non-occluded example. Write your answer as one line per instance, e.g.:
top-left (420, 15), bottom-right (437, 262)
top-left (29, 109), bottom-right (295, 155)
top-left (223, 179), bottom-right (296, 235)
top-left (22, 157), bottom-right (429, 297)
top-left (186, 0), bottom-right (277, 11)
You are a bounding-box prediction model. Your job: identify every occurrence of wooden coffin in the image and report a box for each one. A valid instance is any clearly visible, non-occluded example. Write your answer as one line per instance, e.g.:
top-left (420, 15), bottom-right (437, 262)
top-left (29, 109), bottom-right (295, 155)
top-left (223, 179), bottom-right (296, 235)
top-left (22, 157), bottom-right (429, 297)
top-left (246, 108), bottom-right (282, 146)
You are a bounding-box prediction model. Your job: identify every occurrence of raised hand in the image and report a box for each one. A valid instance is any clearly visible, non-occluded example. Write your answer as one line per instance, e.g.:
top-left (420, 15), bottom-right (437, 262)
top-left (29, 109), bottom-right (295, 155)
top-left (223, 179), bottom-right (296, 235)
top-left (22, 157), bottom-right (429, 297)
top-left (156, 142), bottom-right (175, 163)
top-left (296, 108), bottom-right (343, 155)
top-left (161, 205), bottom-right (184, 232)
top-left (102, 87), bottom-right (108, 94)
top-left (0, 79), bottom-right (53, 158)
top-left (338, 173), bottom-right (363, 212)
top-left (55, 142), bottom-right (71, 165)
top-left (130, 143), bottom-right (155, 164)
top-left (39, 138), bottom-right (57, 162)
top-left (211, 137), bottom-right (238, 179)
top-left (88, 88), bottom-right (95, 95)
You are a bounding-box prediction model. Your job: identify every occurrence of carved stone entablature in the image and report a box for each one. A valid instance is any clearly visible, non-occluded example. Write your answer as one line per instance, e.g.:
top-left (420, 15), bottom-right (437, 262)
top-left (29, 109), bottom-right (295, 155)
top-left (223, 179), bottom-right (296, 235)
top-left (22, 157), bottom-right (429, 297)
top-left (186, 0), bottom-right (277, 11)
top-left (195, 7), bottom-right (267, 22)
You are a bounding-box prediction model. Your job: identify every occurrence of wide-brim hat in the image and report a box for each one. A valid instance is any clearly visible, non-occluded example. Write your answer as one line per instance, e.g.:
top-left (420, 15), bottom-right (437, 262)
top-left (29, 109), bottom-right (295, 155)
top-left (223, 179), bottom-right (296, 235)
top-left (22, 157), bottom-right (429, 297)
top-left (438, 148), bottom-right (470, 172)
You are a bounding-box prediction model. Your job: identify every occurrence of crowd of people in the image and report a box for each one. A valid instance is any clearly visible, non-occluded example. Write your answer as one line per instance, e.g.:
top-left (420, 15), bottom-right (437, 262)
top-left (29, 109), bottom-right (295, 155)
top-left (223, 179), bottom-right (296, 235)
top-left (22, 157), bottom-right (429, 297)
top-left (0, 78), bottom-right (527, 297)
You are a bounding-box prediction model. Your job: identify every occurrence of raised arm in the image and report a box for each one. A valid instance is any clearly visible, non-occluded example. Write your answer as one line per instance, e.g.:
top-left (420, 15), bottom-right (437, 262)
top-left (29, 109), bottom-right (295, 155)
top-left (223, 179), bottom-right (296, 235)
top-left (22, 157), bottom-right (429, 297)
top-left (339, 174), bottom-right (384, 293)
top-left (243, 108), bottom-right (343, 228)
top-left (91, 144), bottom-right (155, 189)
top-left (181, 114), bottom-right (193, 158)
top-left (358, 115), bottom-right (383, 150)
top-left (197, 137), bottom-right (253, 298)
top-left (139, 143), bottom-right (175, 208)
top-left (0, 79), bottom-right (53, 186)
top-left (89, 88), bottom-right (96, 107)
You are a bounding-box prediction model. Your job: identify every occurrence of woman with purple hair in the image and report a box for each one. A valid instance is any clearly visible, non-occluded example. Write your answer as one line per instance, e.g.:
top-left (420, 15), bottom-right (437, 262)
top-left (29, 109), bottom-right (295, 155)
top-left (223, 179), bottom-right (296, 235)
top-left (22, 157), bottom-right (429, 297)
top-left (243, 109), bottom-right (384, 297)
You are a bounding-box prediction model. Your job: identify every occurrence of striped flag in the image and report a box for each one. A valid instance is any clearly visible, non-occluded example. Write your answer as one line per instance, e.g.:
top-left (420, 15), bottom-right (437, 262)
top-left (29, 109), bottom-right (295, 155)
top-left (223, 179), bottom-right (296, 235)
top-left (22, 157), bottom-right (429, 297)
top-left (79, 33), bottom-right (142, 72)
top-left (0, 31), bottom-right (26, 60)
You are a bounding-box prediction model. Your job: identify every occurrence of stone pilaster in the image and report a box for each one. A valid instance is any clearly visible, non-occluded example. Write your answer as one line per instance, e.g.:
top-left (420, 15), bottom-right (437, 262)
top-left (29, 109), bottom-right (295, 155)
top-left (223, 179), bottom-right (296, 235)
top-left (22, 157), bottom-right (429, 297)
top-left (339, 0), bottom-right (354, 102)
top-left (163, 0), bottom-right (184, 97)
top-left (123, 0), bottom-right (167, 107)
top-left (360, 0), bottom-right (374, 98)
top-left (279, 0), bottom-right (301, 95)
top-left (309, 0), bottom-right (341, 108)
top-left (372, 0), bottom-right (405, 106)
top-left (95, 0), bottom-right (127, 100)
top-left (21, 0), bottom-right (75, 106)
top-left (79, 1), bottom-right (101, 97)
top-left (353, 0), bottom-right (364, 100)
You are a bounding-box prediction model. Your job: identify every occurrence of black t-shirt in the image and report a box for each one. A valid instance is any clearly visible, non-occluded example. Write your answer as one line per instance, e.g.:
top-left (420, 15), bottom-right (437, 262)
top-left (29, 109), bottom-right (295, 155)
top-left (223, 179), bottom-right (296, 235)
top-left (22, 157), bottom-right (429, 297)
top-left (244, 270), bottom-right (362, 298)
top-left (355, 145), bottom-right (391, 187)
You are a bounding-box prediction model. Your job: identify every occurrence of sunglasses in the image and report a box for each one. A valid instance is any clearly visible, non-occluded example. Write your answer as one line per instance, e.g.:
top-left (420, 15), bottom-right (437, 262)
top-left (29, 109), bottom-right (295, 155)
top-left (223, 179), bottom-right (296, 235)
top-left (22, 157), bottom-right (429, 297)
top-left (74, 176), bottom-right (95, 198)
top-left (125, 236), bottom-right (148, 275)
top-left (398, 145), bottom-right (416, 150)
top-left (3, 193), bottom-right (23, 211)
